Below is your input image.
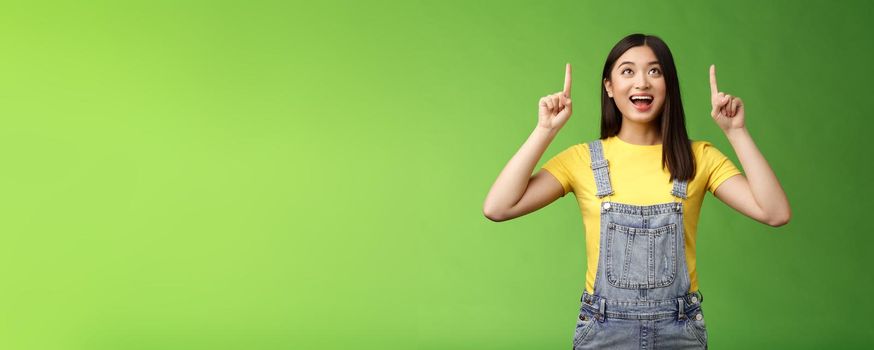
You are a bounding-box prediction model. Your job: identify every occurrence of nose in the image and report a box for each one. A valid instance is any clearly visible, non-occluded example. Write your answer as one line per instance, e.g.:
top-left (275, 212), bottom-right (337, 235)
top-left (634, 74), bottom-right (650, 90)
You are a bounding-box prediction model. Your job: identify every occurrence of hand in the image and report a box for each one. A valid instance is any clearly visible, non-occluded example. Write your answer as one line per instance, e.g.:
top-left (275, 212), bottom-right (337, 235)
top-left (537, 63), bottom-right (573, 131)
top-left (709, 64), bottom-right (745, 132)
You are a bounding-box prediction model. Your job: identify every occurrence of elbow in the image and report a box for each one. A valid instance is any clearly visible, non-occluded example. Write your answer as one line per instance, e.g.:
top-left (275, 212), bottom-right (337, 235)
top-left (767, 217), bottom-right (789, 227)
top-left (483, 206), bottom-right (508, 222)
top-left (766, 210), bottom-right (792, 227)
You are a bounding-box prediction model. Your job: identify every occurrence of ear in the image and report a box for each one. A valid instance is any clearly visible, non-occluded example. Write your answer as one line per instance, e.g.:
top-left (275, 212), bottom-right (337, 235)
top-left (603, 79), bottom-right (613, 98)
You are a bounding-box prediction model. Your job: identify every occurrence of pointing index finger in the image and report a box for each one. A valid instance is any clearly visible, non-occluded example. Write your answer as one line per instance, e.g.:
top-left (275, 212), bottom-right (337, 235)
top-left (709, 64), bottom-right (718, 96)
top-left (563, 63), bottom-right (572, 97)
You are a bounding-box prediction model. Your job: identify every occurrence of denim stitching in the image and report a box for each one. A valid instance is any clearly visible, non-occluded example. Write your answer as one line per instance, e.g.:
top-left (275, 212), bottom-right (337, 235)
top-left (606, 223), bottom-right (677, 289)
top-left (588, 140), bottom-right (614, 198)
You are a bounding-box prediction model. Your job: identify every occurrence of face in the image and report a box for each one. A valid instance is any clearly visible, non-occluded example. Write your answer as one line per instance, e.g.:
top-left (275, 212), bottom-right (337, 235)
top-left (603, 45), bottom-right (667, 124)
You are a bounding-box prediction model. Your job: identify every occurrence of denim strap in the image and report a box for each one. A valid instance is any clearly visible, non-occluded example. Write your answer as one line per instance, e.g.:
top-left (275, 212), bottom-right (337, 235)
top-left (671, 178), bottom-right (688, 199)
top-left (588, 140), bottom-right (614, 198)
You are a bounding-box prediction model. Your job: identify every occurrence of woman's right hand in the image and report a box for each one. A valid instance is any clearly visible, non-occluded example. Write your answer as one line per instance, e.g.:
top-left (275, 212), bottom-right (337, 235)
top-left (537, 63), bottom-right (573, 132)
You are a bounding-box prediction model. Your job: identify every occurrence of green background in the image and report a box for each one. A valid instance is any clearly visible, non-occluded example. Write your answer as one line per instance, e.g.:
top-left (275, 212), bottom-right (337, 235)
top-left (0, 0), bottom-right (871, 348)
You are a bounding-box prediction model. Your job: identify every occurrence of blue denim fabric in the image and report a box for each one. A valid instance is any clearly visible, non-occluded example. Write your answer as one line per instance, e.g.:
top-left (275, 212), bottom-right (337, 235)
top-left (572, 140), bottom-right (708, 349)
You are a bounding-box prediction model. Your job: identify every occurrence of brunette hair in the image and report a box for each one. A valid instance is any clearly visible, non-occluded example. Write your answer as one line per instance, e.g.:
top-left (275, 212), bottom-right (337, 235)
top-left (600, 33), bottom-right (695, 181)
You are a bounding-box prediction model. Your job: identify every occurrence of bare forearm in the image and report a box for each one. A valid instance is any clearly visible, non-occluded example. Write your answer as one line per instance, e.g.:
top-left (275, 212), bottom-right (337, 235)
top-left (484, 126), bottom-right (557, 214)
top-left (724, 127), bottom-right (791, 222)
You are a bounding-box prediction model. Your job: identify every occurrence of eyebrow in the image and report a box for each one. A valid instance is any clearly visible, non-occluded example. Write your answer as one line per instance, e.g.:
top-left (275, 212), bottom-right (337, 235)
top-left (618, 61), bottom-right (660, 67)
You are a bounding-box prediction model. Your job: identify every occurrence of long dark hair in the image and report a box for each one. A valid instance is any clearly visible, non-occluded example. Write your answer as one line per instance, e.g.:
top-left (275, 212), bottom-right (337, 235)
top-left (600, 33), bottom-right (695, 182)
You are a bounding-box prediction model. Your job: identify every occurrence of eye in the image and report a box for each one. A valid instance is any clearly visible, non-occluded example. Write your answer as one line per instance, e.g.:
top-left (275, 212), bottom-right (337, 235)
top-left (648, 67), bottom-right (662, 76)
top-left (621, 68), bottom-right (633, 75)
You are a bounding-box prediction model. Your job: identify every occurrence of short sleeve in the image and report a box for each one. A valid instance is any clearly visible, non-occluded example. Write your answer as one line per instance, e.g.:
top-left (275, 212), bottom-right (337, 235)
top-left (699, 141), bottom-right (743, 194)
top-left (540, 145), bottom-right (581, 197)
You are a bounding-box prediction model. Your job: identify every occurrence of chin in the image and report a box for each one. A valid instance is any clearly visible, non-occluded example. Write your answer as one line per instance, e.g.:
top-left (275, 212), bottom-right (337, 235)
top-left (621, 108), bottom-right (663, 124)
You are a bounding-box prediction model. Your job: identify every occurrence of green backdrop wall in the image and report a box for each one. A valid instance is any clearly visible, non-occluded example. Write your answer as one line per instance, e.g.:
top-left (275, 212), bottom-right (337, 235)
top-left (0, 0), bottom-right (871, 349)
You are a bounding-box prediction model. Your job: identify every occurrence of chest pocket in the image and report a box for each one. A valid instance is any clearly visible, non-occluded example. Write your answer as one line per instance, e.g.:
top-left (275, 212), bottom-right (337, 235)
top-left (605, 222), bottom-right (678, 289)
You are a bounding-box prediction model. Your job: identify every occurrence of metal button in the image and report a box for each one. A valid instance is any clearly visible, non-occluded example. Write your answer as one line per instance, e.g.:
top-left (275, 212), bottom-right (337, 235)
top-left (695, 313), bottom-right (703, 321)
top-left (691, 296), bottom-right (698, 304)
top-left (580, 314), bottom-right (588, 321)
top-left (603, 202), bottom-right (611, 210)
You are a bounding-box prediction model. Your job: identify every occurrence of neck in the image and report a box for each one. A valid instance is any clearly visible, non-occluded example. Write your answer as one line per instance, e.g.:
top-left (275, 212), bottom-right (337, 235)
top-left (616, 121), bottom-right (661, 145)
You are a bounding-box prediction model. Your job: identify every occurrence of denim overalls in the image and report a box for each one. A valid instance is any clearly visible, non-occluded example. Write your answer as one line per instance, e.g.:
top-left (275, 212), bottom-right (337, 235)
top-left (573, 139), bottom-right (709, 349)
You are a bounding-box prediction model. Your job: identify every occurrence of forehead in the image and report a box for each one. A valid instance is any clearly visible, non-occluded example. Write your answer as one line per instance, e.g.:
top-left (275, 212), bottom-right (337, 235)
top-left (615, 46), bottom-right (659, 66)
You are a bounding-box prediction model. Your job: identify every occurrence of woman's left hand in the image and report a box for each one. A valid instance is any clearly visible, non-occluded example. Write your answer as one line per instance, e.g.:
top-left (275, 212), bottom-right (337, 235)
top-left (709, 64), bottom-right (744, 131)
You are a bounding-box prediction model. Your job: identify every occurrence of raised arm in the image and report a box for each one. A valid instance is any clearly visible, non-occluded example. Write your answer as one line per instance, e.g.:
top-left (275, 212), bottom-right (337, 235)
top-left (483, 64), bottom-right (573, 222)
top-left (708, 64), bottom-right (792, 227)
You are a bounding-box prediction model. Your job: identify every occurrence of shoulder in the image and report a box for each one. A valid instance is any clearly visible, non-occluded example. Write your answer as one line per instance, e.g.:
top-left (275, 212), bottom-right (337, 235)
top-left (543, 142), bottom-right (590, 167)
top-left (689, 139), bottom-right (736, 173)
top-left (559, 141), bottom-right (592, 155)
top-left (690, 139), bottom-right (723, 160)
top-left (565, 142), bottom-right (591, 162)
top-left (579, 139), bottom-right (602, 161)
top-left (581, 138), bottom-right (607, 153)
top-left (690, 139), bottom-right (714, 151)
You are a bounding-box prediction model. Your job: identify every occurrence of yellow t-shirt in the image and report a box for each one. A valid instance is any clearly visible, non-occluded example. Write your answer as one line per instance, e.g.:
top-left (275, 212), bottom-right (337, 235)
top-left (541, 135), bottom-right (742, 294)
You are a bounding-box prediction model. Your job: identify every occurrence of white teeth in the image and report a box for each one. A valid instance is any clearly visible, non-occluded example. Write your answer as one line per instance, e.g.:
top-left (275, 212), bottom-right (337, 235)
top-left (631, 96), bottom-right (653, 101)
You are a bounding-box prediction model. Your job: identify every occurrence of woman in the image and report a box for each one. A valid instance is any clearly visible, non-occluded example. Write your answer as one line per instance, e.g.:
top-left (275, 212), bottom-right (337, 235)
top-left (482, 34), bottom-right (791, 349)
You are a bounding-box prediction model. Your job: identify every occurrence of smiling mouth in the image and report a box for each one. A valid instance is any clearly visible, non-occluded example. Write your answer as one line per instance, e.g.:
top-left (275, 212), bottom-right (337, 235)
top-left (630, 95), bottom-right (653, 107)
